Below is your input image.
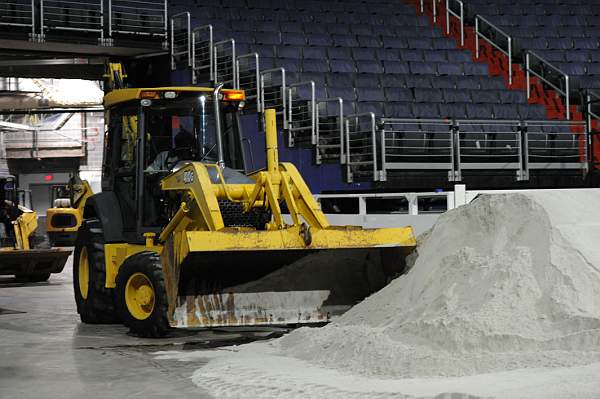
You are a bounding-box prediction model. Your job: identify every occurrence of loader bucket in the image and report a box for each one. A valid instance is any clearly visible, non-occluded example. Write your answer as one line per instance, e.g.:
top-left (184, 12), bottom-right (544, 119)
top-left (0, 248), bottom-right (71, 277)
top-left (161, 225), bottom-right (415, 328)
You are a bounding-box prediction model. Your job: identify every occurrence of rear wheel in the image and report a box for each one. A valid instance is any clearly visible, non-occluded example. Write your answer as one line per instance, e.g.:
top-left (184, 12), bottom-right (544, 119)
top-left (115, 251), bottom-right (170, 338)
top-left (73, 219), bottom-right (117, 323)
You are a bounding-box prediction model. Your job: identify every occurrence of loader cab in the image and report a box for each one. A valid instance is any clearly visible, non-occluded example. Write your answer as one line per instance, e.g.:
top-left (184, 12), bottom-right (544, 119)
top-left (102, 87), bottom-right (247, 239)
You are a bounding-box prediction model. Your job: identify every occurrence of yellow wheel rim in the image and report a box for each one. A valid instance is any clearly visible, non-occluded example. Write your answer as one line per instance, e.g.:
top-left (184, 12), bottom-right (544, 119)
top-left (125, 272), bottom-right (155, 320)
top-left (78, 247), bottom-right (89, 300)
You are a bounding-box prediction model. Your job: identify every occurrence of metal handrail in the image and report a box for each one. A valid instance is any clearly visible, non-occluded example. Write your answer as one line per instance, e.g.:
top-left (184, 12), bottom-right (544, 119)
top-left (446, 0), bottom-right (464, 46)
top-left (315, 97), bottom-right (344, 164)
top-left (475, 14), bottom-right (513, 85)
top-left (236, 52), bottom-right (260, 109)
top-left (214, 38), bottom-right (237, 88)
top-left (192, 24), bottom-right (213, 84)
top-left (0, 0), bottom-right (35, 34)
top-left (526, 50), bottom-right (570, 120)
top-left (418, 0), bottom-right (442, 22)
top-left (109, 0), bottom-right (167, 38)
top-left (287, 80), bottom-right (316, 147)
top-left (170, 11), bottom-right (191, 70)
top-left (379, 118), bottom-right (587, 182)
top-left (345, 112), bottom-right (379, 182)
top-left (260, 67), bottom-right (287, 130)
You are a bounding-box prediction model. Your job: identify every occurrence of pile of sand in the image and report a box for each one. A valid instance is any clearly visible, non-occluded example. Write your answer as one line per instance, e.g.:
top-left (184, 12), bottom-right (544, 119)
top-left (279, 190), bottom-right (600, 377)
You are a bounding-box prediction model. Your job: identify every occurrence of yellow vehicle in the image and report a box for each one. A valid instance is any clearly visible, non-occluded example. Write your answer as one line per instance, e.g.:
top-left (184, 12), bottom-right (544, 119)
top-left (46, 175), bottom-right (93, 246)
top-left (73, 65), bottom-right (416, 336)
top-left (0, 173), bottom-right (71, 282)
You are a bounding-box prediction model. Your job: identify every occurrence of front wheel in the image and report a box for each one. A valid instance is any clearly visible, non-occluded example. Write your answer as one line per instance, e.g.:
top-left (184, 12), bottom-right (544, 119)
top-left (115, 251), bottom-right (170, 338)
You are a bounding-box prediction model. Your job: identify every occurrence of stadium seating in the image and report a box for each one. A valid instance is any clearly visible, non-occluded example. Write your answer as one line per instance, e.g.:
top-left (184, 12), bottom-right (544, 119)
top-left (468, 0), bottom-right (600, 89)
top-left (177, 0), bottom-right (551, 121)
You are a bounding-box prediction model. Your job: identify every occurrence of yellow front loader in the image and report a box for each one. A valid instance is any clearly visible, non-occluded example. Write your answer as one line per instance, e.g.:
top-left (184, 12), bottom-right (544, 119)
top-left (46, 176), bottom-right (93, 246)
top-left (0, 174), bottom-right (71, 281)
top-left (73, 75), bottom-right (415, 336)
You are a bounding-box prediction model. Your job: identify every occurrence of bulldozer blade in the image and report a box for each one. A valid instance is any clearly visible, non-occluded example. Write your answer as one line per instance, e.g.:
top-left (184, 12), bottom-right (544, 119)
top-left (166, 245), bottom-right (413, 328)
top-left (0, 248), bottom-right (71, 277)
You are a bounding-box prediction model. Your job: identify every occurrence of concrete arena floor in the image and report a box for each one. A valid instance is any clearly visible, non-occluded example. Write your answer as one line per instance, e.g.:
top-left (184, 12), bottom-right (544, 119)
top-left (0, 254), bottom-right (288, 399)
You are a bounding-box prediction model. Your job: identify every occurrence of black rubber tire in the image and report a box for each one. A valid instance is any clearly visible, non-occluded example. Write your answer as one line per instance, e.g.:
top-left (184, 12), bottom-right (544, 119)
top-left (73, 218), bottom-right (118, 324)
top-left (115, 251), bottom-right (170, 338)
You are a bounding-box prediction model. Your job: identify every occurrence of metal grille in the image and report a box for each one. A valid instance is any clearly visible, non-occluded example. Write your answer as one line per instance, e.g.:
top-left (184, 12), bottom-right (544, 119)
top-left (192, 24), bottom-right (213, 84)
top-left (260, 67), bottom-right (287, 130)
top-left (525, 120), bottom-right (586, 176)
top-left (380, 119), bottom-right (457, 181)
top-left (526, 51), bottom-right (570, 120)
top-left (379, 118), bottom-right (589, 182)
top-left (170, 12), bottom-right (191, 70)
top-left (236, 52), bottom-right (260, 111)
top-left (0, 0), bottom-right (34, 32)
top-left (345, 113), bottom-right (379, 182)
top-left (315, 97), bottom-right (344, 164)
top-left (457, 120), bottom-right (524, 180)
top-left (41, 0), bottom-right (103, 38)
top-left (287, 81), bottom-right (315, 148)
top-left (214, 39), bottom-right (236, 88)
top-left (109, 0), bottom-right (167, 37)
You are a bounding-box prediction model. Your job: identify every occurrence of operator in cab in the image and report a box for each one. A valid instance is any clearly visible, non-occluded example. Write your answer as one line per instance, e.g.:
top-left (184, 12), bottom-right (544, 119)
top-left (147, 128), bottom-right (196, 172)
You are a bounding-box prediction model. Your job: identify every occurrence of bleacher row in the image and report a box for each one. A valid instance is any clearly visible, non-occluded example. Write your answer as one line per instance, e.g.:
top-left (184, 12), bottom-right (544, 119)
top-left (468, 0), bottom-right (600, 89)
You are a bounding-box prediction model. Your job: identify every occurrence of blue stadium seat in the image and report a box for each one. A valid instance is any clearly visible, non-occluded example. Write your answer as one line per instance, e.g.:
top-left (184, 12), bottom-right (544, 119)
top-left (328, 87), bottom-right (356, 102)
top-left (302, 59), bottom-right (330, 72)
top-left (473, 90), bottom-right (501, 103)
top-left (466, 104), bottom-right (494, 119)
top-left (423, 50), bottom-right (447, 62)
top-left (357, 60), bottom-right (384, 74)
top-left (332, 34), bottom-right (359, 47)
top-left (303, 46), bottom-right (328, 59)
top-left (438, 103), bottom-right (467, 118)
top-left (429, 76), bottom-right (456, 89)
top-left (327, 47), bottom-right (353, 59)
top-left (414, 88), bottom-right (444, 103)
top-left (405, 75), bottom-right (432, 88)
top-left (437, 62), bottom-right (463, 75)
top-left (278, 46), bottom-right (302, 59)
top-left (299, 72), bottom-right (326, 85)
top-left (357, 102), bottom-right (385, 116)
top-left (326, 73), bottom-right (353, 87)
top-left (447, 51), bottom-right (472, 63)
top-left (307, 33), bottom-right (333, 46)
top-left (282, 32), bottom-right (306, 45)
top-left (463, 63), bottom-right (488, 76)
top-left (443, 88), bottom-right (472, 102)
top-left (412, 103), bottom-right (440, 118)
top-left (330, 59), bottom-right (356, 73)
top-left (493, 104), bottom-right (520, 119)
top-left (409, 62), bottom-right (437, 75)
top-left (278, 58), bottom-right (300, 72)
top-left (384, 102), bottom-right (413, 117)
top-left (355, 74), bottom-right (381, 88)
top-left (384, 61), bottom-right (410, 74)
top-left (400, 50), bottom-right (425, 62)
top-left (382, 36), bottom-right (408, 49)
top-left (518, 104), bottom-right (547, 120)
top-left (356, 88), bottom-right (386, 102)
top-left (384, 88), bottom-right (413, 102)
top-left (352, 48), bottom-right (375, 61)
top-left (380, 74), bottom-right (406, 88)
top-left (357, 35), bottom-right (382, 48)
